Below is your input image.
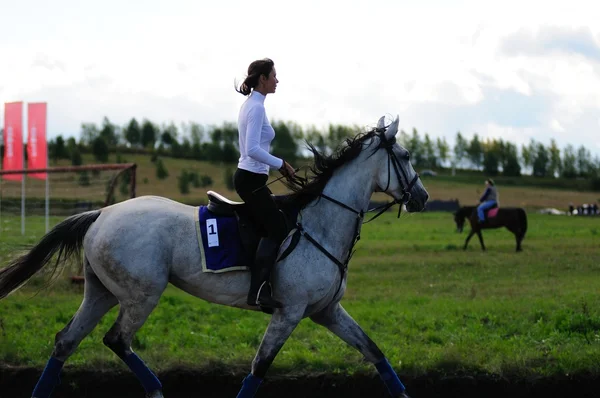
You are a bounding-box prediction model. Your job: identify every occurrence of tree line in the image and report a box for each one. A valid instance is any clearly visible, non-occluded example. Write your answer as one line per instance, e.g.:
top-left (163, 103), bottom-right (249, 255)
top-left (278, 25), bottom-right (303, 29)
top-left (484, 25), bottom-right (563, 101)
top-left (2, 116), bottom-right (599, 181)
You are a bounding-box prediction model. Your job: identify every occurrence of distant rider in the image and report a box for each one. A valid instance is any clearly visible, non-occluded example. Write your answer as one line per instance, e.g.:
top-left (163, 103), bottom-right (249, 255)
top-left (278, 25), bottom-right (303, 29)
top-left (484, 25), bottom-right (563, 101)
top-left (477, 179), bottom-right (498, 223)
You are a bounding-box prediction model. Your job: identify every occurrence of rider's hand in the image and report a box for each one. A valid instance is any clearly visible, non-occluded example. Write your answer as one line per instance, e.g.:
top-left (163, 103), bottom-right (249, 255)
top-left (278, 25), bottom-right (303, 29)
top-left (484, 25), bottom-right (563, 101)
top-left (279, 160), bottom-right (296, 180)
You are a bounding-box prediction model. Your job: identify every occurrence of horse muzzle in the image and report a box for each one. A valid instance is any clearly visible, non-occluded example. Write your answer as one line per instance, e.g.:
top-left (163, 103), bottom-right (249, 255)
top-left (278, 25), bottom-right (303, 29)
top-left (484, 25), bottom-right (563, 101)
top-left (404, 189), bottom-right (428, 213)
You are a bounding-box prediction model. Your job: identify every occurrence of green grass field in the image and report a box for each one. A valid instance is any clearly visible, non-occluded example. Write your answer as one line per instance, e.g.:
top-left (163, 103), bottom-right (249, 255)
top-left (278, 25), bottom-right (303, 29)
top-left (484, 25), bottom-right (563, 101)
top-left (1, 211), bottom-right (599, 380)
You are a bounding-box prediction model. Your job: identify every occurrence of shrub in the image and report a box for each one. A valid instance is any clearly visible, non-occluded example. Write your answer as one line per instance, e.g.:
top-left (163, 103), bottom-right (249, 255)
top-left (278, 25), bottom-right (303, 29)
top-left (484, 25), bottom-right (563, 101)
top-left (156, 158), bottom-right (169, 180)
top-left (224, 168), bottom-right (234, 190)
top-left (178, 170), bottom-right (190, 194)
top-left (200, 175), bottom-right (213, 187)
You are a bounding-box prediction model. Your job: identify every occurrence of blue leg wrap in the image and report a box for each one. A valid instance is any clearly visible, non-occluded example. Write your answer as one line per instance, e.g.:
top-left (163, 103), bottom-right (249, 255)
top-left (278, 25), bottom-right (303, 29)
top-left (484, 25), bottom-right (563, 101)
top-left (236, 373), bottom-right (263, 398)
top-left (375, 358), bottom-right (406, 397)
top-left (32, 357), bottom-right (64, 398)
top-left (123, 353), bottom-right (162, 393)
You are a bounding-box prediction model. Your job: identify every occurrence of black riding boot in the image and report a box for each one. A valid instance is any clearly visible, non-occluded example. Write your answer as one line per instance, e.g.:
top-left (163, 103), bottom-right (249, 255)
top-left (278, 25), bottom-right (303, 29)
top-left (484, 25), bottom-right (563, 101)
top-left (247, 238), bottom-right (283, 309)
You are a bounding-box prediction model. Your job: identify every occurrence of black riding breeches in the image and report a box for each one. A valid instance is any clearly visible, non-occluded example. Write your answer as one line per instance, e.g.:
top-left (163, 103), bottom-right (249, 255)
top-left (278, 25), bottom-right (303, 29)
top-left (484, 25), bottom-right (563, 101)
top-left (233, 168), bottom-right (287, 242)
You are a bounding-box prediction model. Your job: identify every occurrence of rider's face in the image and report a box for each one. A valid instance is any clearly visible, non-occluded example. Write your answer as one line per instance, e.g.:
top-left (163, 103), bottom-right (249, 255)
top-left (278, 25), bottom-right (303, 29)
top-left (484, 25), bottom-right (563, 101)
top-left (260, 68), bottom-right (278, 94)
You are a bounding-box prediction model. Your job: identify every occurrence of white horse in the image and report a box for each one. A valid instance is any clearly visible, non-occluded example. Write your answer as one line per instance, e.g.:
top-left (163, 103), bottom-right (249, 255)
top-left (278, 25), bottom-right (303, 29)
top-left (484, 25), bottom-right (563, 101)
top-left (0, 115), bottom-right (429, 398)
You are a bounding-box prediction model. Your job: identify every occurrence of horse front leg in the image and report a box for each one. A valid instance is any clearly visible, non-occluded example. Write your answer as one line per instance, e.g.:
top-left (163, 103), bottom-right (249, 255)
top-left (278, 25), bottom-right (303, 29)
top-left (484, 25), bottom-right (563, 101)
top-left (463, 230), bottom-right (475, 250)
top-left (236, 305), bottom-right (305, 398)
top-left (310, 303), bottom-right (410, 398)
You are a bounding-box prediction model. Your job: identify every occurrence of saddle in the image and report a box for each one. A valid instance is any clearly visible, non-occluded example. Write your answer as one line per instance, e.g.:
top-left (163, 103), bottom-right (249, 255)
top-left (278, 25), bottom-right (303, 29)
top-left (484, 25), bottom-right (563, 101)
top-left (206, 191), bottom-right (299, 261)
top-left (483, 204), bottom-right (499, 220)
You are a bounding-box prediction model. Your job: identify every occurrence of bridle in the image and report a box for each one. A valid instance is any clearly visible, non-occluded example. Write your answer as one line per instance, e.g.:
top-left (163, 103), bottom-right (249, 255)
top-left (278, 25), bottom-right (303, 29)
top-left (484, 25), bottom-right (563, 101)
top-left (294, 127), bottom-right (421, 300)
top-left (313, 128), bottom-right (419, 223)
top-left (364, 127), bottom-right (420, 222)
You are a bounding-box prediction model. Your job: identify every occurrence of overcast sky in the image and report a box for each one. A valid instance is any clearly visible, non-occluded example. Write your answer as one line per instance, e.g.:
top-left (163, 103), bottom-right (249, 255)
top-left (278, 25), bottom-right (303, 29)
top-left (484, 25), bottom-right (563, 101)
top-left (1, 0), bottom-right (599, 156)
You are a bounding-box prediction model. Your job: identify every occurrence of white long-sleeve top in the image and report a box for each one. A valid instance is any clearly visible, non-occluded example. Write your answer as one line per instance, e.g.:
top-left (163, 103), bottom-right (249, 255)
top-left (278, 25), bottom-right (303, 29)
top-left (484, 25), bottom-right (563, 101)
top-left (237, 90), bottom-right (283, 175)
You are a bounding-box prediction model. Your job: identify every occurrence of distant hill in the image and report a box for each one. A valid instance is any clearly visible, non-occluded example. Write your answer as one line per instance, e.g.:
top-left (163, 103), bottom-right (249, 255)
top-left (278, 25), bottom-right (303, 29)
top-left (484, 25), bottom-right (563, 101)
top-left (3, 153), bottom-right (598, 211)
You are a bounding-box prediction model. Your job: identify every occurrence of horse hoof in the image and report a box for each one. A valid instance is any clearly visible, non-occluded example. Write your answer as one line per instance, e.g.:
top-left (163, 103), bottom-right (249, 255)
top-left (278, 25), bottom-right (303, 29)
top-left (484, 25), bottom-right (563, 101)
top-left (146, 391), bottom-right (164, 398)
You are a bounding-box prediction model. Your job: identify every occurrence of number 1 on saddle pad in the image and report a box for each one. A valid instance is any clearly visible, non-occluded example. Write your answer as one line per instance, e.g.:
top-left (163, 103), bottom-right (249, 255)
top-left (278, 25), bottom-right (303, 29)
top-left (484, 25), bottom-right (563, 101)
top-left (206, 219), bottom-right (219, 247)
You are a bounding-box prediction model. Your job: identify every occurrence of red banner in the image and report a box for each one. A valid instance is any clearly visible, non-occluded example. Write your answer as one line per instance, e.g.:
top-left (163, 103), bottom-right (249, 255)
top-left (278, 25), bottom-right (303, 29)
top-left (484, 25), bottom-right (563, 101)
top-left (27, 103), bottom-right (48, 179)
top-left (2, 102), bottom-right (24, 181)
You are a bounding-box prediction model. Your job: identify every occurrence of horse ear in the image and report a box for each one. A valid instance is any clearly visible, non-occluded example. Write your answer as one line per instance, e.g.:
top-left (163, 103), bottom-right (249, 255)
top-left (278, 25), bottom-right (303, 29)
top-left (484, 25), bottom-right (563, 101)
top-left (384, 115), bottom-right (399, 140)
top-left (377, 116), bottom-right (386, 130)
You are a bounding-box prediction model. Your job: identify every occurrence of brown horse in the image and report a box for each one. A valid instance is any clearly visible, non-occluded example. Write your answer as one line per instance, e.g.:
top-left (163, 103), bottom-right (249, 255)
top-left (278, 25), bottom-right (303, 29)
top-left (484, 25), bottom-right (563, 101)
top-left (453, 205), bottom-right (528, 252)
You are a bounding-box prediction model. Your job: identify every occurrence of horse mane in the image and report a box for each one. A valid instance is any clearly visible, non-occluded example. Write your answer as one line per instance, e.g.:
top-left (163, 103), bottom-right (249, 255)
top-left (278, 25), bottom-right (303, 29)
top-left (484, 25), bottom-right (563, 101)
top-left (455, 206), bottom-right (475, 219)
top-left (281, 128), bottom-right (380, 210)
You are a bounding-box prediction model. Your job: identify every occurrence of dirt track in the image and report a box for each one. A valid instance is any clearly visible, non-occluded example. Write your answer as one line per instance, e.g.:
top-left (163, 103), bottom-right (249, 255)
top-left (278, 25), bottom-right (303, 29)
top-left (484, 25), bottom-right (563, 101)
top-left (2, 367), bottom-right (600, 398)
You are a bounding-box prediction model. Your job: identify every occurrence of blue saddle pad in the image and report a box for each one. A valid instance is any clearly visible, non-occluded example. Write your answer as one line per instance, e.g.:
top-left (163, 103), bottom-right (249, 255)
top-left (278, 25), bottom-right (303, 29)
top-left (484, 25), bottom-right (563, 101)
top-left (195, 206), bottom-right (250, 273)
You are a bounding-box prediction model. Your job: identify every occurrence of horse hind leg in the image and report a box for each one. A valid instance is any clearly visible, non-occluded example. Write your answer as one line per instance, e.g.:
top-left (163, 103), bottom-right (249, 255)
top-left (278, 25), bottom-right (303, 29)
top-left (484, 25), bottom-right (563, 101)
top-left (103, 293), bottom-right (165, 398)
top-left (506, 225), bottom-right (523, 252)
top-left (476, 230), bottom-right (486, 251)
top-left (32, 261), bottom-right (118, 398)
top-left (86, 238), bottom-right (169, 397)
top-left (310, 303), bottom-right (411, 398)
top-left (516, 230), bottom-right (524, 252)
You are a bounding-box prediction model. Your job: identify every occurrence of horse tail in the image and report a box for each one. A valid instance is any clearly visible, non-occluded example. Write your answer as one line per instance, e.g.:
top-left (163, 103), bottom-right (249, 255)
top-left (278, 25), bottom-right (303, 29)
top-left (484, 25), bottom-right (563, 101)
top-left (518, 208), bottom-right (528, 237)
top-left (0, 210), bottom-right (102, 299)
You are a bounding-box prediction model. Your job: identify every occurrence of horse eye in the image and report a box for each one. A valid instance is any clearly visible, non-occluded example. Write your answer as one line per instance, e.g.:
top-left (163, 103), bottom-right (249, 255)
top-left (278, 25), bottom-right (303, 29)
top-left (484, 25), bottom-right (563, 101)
top-left (405, 153), bottom-right (410, 161)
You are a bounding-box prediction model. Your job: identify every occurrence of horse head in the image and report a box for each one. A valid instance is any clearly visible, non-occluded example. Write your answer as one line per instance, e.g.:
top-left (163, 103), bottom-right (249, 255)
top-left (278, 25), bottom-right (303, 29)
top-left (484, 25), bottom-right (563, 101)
top-left (373, 115), bottom-right (429, 213)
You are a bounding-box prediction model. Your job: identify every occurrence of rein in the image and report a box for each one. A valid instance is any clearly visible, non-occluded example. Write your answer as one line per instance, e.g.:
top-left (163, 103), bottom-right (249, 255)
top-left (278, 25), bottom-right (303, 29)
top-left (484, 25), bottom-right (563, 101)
top-left (295, 128), bottom-right (420, 301)
top-left (252, 168), bottom-right (308, 194)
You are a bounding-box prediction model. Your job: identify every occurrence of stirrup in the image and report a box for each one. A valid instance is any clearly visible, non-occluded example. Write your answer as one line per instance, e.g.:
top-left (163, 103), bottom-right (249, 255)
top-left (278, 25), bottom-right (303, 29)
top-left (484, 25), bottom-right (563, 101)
top-left (255, 281), bottom-right (283, 308)
top-left (255, 281), bottom-right (268, 306)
